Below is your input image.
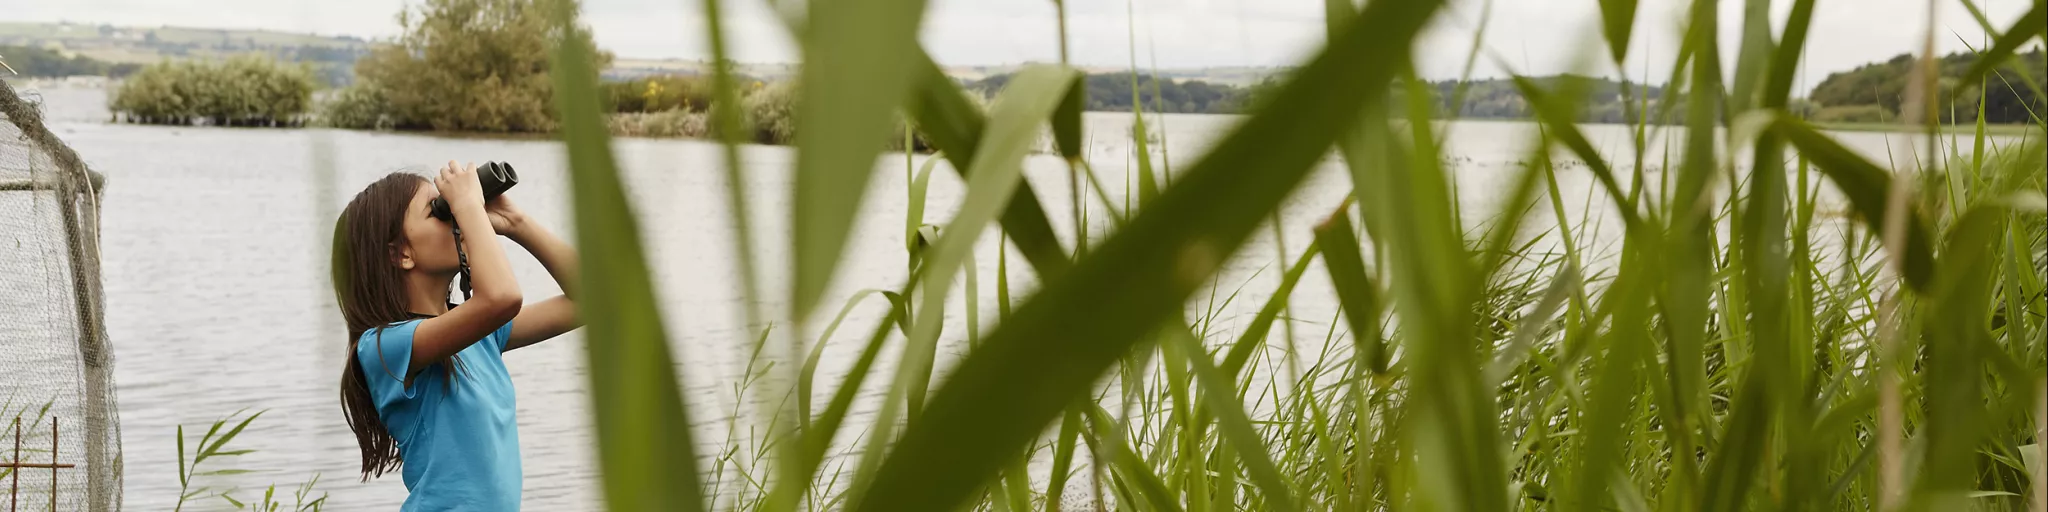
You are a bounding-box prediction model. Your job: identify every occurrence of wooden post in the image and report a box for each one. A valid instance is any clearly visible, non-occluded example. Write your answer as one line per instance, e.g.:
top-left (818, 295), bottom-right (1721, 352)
top-left (48, 418), bottom-right (56, 512)
top-left (12, 417), bottom-right (19, 512)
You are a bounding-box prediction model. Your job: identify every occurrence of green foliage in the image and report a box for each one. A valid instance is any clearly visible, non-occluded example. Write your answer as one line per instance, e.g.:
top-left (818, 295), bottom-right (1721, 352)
top-left (601, 75), bottom-right (717, 113)
top-left (0, 397), bottom-right (55, 485)
top-left (316, 83), bottom-right (394, 130)
top-left (172, 410), bottom-right (329, 512)
top-left (743, 80), bottom-right (800, 145)
top-left (534, 0), bottom-right (2048, 511)
top-left (606, 108), bottom-right (709, 138)
top-left (109, 55), bottom-right (317, 127)
top-left (1809, 49), bottom-right (2046, 123)
top-left (0, 44), bottom-right (140, 77)
top-left (1813, 104), bottom-right (1892, 123)
top-left (337, 0), bottom-right (607, 132)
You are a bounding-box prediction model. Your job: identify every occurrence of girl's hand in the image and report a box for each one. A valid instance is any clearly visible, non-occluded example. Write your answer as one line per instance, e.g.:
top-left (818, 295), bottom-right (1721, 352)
top-left (485, 195), bottom-right (528, 237)
top-left (435, 161), bottom-right (486, 211)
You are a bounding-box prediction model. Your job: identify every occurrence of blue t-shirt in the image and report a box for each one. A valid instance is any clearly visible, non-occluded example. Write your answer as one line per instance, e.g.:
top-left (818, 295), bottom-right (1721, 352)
top-left (358, 319), bottom-right (521, 511)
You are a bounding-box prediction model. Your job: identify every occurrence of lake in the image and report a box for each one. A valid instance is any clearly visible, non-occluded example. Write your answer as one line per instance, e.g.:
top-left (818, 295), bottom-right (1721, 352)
top-left (7, 85), bottom-right (1964, 510)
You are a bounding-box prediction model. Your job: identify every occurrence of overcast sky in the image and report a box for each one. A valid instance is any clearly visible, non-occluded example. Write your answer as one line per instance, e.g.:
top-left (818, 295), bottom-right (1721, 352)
top-left (10, 0), bottom-right (2038, 83)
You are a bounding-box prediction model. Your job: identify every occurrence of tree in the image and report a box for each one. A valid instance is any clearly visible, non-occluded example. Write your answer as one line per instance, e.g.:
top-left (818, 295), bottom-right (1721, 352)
top-left (341, 0), bottom-right (607, 132)
top-left (110, 56), bottom-right (316, 127)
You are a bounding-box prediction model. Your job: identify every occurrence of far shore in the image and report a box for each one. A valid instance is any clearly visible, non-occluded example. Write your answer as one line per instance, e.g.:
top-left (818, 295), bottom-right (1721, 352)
top-left (1814, 121), bottom-right (2041, 136)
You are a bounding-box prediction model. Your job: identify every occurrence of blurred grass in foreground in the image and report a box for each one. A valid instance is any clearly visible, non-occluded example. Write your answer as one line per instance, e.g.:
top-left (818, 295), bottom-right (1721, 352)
top-left (544, 0), bottom-right (2048, 510)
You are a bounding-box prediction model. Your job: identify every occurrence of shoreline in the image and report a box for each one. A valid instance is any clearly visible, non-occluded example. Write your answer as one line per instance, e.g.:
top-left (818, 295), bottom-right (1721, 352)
top-left (1813, 121), bottom-right (2041, 136)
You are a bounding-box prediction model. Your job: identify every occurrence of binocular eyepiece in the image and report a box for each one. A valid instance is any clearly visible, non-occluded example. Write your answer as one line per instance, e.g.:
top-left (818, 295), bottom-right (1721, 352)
top-left (429, 161), bottom-right (520, 222)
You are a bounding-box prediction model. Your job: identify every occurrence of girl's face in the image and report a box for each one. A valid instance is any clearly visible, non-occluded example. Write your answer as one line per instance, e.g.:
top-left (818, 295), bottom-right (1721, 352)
top-left (397, 181), bottom-right (462, 275)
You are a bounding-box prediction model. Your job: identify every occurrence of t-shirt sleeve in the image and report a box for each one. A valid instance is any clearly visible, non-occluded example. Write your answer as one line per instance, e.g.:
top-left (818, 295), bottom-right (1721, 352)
top-left (356, 320), bottom-right (423, 402)
top-left (492, 319), bottom-right (514, 352)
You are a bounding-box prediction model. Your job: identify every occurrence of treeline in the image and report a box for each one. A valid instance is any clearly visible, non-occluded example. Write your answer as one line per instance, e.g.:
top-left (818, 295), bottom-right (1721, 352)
top-left (964, 71), bottom-right (1668, 122)
top-left (1421, 75), bottom-right (1667, 124)
top-left (108, 55), bottom-right (317, 127)
top-left (0, 45), bottom-right (141, 78)
top-left (1807, 50), bottom-right (2045, 124)
top-left (970, 72), bottom-right (1252, 114)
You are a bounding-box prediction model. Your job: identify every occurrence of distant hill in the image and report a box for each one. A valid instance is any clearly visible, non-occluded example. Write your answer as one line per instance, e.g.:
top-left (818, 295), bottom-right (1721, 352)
top-left (0, 22), bottom-right (368, 85)
top-left (0, 44), bottom-right (141, 78)
top-left (1806, 49), bottom-right (2044, 124)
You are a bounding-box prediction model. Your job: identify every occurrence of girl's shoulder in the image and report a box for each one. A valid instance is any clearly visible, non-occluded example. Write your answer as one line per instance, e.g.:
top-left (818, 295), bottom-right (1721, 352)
top-left (358, 318), bottom-right (427, 342)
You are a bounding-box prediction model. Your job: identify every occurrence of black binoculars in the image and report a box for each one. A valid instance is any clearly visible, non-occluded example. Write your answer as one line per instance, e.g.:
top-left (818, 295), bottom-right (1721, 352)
top-left (429, 161), bottom-right (520, 222)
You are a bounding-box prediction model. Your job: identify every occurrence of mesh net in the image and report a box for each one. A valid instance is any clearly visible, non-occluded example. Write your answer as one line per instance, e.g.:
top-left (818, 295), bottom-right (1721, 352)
top-left (0, 80), bottom-right (123, 511)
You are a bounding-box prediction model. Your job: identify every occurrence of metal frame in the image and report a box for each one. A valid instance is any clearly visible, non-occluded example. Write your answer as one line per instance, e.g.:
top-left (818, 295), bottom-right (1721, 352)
top-left (1, 78), bottom-right (121, 511)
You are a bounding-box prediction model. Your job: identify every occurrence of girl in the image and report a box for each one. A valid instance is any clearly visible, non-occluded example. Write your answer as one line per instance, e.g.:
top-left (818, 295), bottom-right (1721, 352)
top-left (334, 162), bottom-right (583, 511)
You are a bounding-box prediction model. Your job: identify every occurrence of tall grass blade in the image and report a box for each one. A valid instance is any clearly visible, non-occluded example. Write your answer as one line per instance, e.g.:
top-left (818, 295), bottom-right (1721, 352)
top-left (550, 7), bottom-right (705, 509)
top-left (1911, 206), bottom-right (2010, 510)
top-left (1510, 76), bottom-right (1646, 230)
top-left (1950, 1), bottom-right (2046, 103)
top-left (1084, 405), bottom-right (1185, 512)
top-left (1220, 240), bottom-right (1322, 376)
top-left (1313, 206), bottom-right (1384, 375)
top-left (797, 289), bottom-right (897, 425)
top-left (1164, 327), bottom-right (1296, 509)
top-left (1487, 265), bottom-right (1577, 386)
top-left (1575, 239), bottom-right (1655, 510)
top-left (906, 54), bottom-right (1072, 277)
top-left (1728, 0), bottom-right (1775, 113)
top-left (906, 156), bottom-right (942, 259)
top-left (899, 65), bottom-right (1079, 424)
top-left (1044, 407), bottom-right (1082, 512)
top-left (1053, 76), bottom-right (1086, 160)
top-left (796, 291), bottom-right (905, 487)
top-left (1756, 0), bottom-right (1820, 505)
top-left (1771, 116), bottom-right (1938, 291)
top-left (1596, 0), bottom-right (1639, 63)
top-left (790, 0), bottom-right (935, 317)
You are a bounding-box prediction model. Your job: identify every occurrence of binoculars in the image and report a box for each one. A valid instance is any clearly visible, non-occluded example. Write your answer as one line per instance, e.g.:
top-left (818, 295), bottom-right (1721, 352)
top-left (429, 161), bottom-right (520, 222)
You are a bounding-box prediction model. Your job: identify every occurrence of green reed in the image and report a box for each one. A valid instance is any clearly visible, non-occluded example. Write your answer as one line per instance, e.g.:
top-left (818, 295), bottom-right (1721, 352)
top-left (543, 0), bottom-right (2048, 510)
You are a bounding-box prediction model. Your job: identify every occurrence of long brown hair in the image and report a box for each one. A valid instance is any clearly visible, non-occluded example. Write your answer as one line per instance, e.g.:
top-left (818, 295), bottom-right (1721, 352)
top-left (334, 172), bottom-right (464, 481)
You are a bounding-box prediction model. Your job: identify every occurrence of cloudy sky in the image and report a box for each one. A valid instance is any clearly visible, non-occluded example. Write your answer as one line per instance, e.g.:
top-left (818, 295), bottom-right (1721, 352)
top-left (11, 0), bottom-right (2037, 83)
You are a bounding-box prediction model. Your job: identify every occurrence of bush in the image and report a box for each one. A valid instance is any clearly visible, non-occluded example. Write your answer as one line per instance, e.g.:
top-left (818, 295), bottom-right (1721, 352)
top-left (607, 108), bottom-right (710, 138)
top-left (109, 55), bottom-right (317, 127)
top-left (604, 75), bottom-right (716, 114)
top-left (742, 81), bottom-right (800, 145)
top-left (319, 84), bottom-right (397, 130)
top-left (1813, 104), bottom-right (1892, 124)
top-left (736, 80), bottom-right (955, 151)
